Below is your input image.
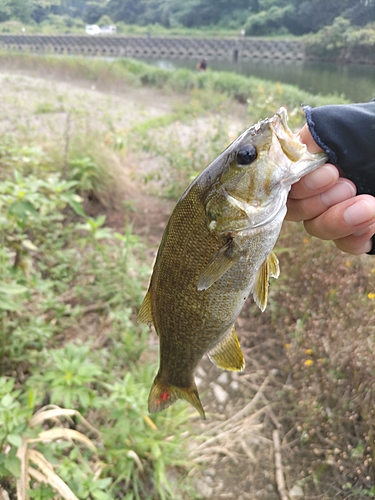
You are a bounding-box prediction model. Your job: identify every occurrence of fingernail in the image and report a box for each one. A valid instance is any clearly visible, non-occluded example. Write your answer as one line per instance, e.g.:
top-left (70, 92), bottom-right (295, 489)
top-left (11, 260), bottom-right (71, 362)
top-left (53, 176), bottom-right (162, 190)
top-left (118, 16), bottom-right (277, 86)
top-left (343, 200), bottom-right (375, 226)
top-left (320, 181), bottom-right (356, 207)
top-left (304, 165), bottom-right (337, 190)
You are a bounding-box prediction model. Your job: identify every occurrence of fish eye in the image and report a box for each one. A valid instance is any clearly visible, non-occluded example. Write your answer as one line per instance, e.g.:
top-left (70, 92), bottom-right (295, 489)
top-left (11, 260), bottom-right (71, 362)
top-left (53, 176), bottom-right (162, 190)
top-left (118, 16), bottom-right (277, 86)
top-left (236, 145), bottom-right (257, 166)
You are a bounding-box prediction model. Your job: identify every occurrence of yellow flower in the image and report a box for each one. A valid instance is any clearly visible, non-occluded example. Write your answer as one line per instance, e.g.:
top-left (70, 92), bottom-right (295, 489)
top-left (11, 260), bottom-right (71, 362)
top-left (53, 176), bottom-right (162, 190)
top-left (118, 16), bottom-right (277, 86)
top-left (304, 359), bottom-right (313, 366)
top-left (305, 349), bottom-right (313, 355)
top-left (303, 238), bottom-right (309, 244)
top-left (368, 292), bottom-right (375, 300)
top-left (284, 343), bottom-right (291, 350)
top-left (345, 260), bottom-right (352, 267)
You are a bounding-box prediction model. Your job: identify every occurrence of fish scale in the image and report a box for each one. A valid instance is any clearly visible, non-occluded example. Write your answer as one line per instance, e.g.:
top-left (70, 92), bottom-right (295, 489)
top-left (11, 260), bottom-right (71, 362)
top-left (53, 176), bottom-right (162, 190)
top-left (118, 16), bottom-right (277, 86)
top-left (139, 107), bottom-right (328, 418)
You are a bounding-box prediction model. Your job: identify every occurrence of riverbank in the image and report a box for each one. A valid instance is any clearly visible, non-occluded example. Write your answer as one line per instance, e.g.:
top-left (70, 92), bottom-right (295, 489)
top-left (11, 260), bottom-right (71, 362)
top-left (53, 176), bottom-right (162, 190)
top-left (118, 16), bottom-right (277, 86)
top-left (0, 51), bottom-right (349, 125)
top-left (143, 56), bottom-right (375, 103)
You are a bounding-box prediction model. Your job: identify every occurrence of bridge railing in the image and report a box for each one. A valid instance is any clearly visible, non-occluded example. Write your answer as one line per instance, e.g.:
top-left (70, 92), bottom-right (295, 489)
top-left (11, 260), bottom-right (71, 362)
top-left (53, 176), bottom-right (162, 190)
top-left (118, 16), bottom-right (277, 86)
top-left (1, 35), bottom-right (372, 64)
top-left (0, 34), bottom-right (307, 61)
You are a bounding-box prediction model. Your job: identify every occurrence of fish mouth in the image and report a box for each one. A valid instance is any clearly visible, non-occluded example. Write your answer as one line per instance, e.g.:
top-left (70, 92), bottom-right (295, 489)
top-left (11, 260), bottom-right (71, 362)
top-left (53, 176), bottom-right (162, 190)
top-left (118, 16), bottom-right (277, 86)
top-left (271, 107), bottom-right (304, 160)
top-left (271, 107), bottom-right (328, 184)
top-left (273, 107), bottom-right (290, 131)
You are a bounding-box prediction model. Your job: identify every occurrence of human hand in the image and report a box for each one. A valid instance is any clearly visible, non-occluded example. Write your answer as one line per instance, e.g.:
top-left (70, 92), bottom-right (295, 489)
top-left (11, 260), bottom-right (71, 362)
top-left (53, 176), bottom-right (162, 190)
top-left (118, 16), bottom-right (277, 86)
top-left (286, 125), bottom-right (375, 255)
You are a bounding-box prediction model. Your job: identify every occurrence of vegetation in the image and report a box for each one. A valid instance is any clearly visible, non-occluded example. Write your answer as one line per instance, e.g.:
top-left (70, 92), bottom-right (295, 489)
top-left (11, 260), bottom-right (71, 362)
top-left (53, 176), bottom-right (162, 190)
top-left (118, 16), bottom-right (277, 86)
top-left (305, 18), bottom-right (375, 61)
top-left (0, 0), bottom-right (374, 37)
top-left (1, 0), bottom-right (374, 66)
top-left (0, 52), bottom-right (374, 499)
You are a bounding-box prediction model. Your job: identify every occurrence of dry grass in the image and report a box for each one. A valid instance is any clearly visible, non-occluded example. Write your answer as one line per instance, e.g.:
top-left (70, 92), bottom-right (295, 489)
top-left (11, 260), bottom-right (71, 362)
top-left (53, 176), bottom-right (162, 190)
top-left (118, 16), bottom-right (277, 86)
top-left (191, 375), bottom-right (271, 465)
top-left (16, 406), bottom-right (100, 500)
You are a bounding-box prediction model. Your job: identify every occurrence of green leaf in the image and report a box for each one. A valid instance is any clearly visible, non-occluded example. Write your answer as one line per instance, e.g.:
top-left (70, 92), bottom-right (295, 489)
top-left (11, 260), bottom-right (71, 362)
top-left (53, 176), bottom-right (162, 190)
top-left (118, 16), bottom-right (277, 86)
top-left (67, 198), bottom-right (86, 217)
top-left (95, 477), bottom-right (112, 489)
top-left (0, 283), bottom-right (28, 295)
top-left (8, 200), bottom-right (39, 221)
top-left (4, 455), bottom-right (21, 478)
top-left (92, 491), bottom-right (112, 500)
top-left (27, 389), bottom-right (35, 410)
top-left (94, 228), bottom-right (113, 240)
top-left (0, 297), bottom-right (20, 311)
top-left (1, 394), bottom-right (14, 408)
top-left (7, 434), bottom-right (23, 448)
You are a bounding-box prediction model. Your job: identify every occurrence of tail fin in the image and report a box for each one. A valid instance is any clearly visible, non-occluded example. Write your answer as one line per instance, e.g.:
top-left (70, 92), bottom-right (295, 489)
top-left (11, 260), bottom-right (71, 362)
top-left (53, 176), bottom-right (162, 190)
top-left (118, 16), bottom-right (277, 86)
top-left (148, 376), bottom-right (205, 419)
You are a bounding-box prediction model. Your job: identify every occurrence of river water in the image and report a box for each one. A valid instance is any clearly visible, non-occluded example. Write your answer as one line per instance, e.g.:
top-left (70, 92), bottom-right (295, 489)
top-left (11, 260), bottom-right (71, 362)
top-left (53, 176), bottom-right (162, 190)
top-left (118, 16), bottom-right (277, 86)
top-left (141, 56), bottom-right (375, 103)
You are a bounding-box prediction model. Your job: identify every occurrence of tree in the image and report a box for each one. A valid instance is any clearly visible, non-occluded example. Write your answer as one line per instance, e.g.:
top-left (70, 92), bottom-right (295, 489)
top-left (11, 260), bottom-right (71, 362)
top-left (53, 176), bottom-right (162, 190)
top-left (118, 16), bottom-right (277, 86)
top-left (105, 0), bottom-right (146, 24)
top-left (0, 0), bottom-right (34, 23)
top-left (30, 0), bottom-right (60, 23)
top-left (288, 0), bottom-right (355, 35)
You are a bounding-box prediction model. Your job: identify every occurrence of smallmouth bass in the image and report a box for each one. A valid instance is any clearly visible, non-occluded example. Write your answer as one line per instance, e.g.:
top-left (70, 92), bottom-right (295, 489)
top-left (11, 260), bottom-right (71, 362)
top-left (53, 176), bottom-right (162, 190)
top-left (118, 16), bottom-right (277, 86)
top-left (139, 108), bottom-right (327, 418)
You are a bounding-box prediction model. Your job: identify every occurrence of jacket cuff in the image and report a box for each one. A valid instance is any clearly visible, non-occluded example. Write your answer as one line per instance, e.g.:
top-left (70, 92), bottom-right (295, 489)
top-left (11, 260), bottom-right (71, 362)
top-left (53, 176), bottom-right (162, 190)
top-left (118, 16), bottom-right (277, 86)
top-left (302, 106), bottom-right (338, 164)
top-left (367, 235), bottom-right (375, 255)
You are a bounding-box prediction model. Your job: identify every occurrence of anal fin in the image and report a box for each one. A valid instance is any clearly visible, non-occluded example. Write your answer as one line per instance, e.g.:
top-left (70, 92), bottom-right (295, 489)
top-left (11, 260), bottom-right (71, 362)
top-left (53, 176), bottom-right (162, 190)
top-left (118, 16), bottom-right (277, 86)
top-left (208, 326), bottom-right (245, 372)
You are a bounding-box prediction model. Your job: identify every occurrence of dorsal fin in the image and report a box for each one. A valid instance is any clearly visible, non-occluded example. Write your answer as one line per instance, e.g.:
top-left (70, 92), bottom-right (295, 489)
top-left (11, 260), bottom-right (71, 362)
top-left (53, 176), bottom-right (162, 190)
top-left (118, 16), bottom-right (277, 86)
top-left (208, 326), bottom-right (245, 371)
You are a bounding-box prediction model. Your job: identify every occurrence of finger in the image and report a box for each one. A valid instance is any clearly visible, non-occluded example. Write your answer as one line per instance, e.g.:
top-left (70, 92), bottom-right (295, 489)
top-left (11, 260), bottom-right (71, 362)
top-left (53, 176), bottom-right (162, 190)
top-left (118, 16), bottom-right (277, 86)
top-left (289, 164), bottom-right (339, 200)
top-left (304, 195), bottom-right (375, 241)
top-left (297, 124), bottom-right (325, 154)
top-left (286, 179), bottom-right (356, 222)
top-left (334, 225), bottom-right (375, 255)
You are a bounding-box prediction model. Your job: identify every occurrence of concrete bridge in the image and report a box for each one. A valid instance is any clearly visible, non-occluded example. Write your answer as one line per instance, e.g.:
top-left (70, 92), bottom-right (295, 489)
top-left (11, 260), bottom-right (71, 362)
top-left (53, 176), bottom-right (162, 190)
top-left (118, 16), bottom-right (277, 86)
top-left (0, 34), bottom-right (307, 61)
top-left (0, 35), bottom-right (373, 64)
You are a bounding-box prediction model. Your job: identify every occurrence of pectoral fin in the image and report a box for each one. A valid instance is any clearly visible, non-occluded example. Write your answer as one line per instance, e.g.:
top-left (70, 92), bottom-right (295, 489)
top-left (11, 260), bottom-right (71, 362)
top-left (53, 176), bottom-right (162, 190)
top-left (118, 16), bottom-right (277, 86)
top-left (197, 239), bottom-right (240, 291)
top-left (138, 291), bottom-right (153, 325)
top-left (268, 251), bottom-right (280, 279)
top-left (208, 326), bottom-right (245, 371)
top-left (252, 252), bottom-right (279, 312)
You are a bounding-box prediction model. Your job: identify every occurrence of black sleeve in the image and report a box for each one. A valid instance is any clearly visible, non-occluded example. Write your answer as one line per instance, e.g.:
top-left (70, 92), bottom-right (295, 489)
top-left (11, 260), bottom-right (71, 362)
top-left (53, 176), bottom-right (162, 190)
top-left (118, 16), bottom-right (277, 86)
top-left (303, 101), bottom-right (375, 254)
